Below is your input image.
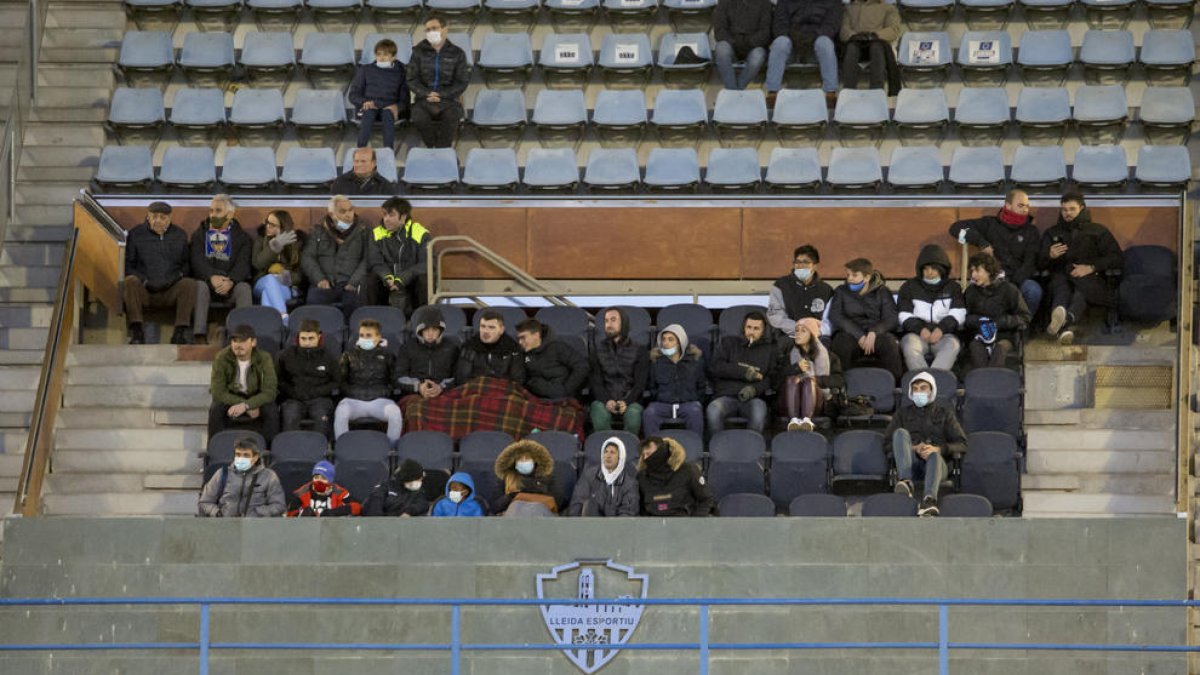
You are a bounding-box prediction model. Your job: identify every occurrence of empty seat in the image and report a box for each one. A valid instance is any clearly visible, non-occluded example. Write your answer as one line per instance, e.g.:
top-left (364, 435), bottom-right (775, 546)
top-left (478, 32), bottom-right (534, 86)
top-left (1119, 245), bottom-right (1178, 323)
top-left (425, 0), bottom-right (482, 27)
top-left (364, 0), bottom-right (422, 30)
top-left (107, 87), bottom-right (165, 142)
top-left (898, 0), bottom-right (953, 30)
top-left (544, 0), bottom-right (600, 32)
top-left (94, 145), bottom-right (154, 190)
top-left (644, 148), bottom-right (701, 192)
top-left (534, 306), bottom-right (591, 342)
top-left (1018, 0), bottom-right (1073, 29)
top-left (178, 32), bottom-right (235, 85)
top-left (1140, 86), bottom-right (1195, 145)
top-left (229, 88), bottom-right (286, 145)
top-left (584, 148), bottom-right (640, 192)
top-left (1079, 0), bottom-right (1135, 28)
top-left (205, 430), bottom-right (267, 482)
top-left (239, 31), bottom-right (295, 83)
top-left (840, 367), bottom-right (898, 425)
top-left (764, 147), bottom-right (822, 192)
top-left (1140, 29), bottom-right (1196, 86)
top-left (712, 89), bottom-right (768, 147)
top-left (395, 430), bottom-right (455, 472)
top-left (299, 32), bottom-right (356, 84)
top-left (186, 0), bottom-right (243, 27)
top-left (830, 430), bottom-right (889, 494)
top-left (960, 0), bottom-right (1013, 30)
top-left (219, 147), bottom-right (278, 190)
top-left (592, 88), bottom-right (647, 147)
top-left (1017, 30), bottom-right (1072, 85)
top-left (771, 89), bottom-right (828, 146)
top-left (291, 88), bottom-right (347, 142)
top-left (531, 88), bottom-right (588, 147)
top-left (118, 31), bottom-right (174, 82)
top-left (1073, 84), bottom-right (1128, 145)
top-left (602, 0), bottom-right (657, 30)
top-left (246, 0), bottom-right (303, 30)
top-left (707, 430), bottom-right (767, 500)
top-left (948, 146), bottom-right (1005, 191)
top-left (769, 431), bottom-right (830, 510)
top-left (462, 148), bottom-right (520, 191)
top-left (893, 88), bottom-right (949, 144)
top-left (169, 87), bottom-right (227, 144)
top-left (657, 32), bottom-right (712, 86)
top-left (960, 432), bottom-right (1020, 513)
top-left (1142, 0), bottom-right (1194, 29)
top-left (333, 457), bottom-right (389, 503)
top-left (539, 32), bottom-right (594, 87)
top-left (833, 89), bottom-right (889, 146)
top-left (1014, 86), bottom-right (1070, 145)
top-left (341, 147), bottom-right (397, 184)
top-left (658, 303), bottom-right (715, 354)
top-left (1079, 29), bottom-right (1135, 84)
top-left (1071, 145), bottom-right (1129, 189)
top-left (717, 493), bottom-right (775, 517)
top-left (485, 0), bottom-right (540, 31)
top-left (279, 147), bottom-right (337, 190)
top-left (953, 87), bottom-right (1010, 144)
top-left (458, 430), bottom-right (514, 511)
top-left (860, 493), bottom-right (918, 516)
top-left (956, 31), bottom-right (1012, 86)
top-left (522, 148), bottom-right (580, 192)
top-left (402, 147), bottom-right (460, 191)
top-left (704, 147), bottom-right (761, 192)
top-left (961, 367), bottom-right (1022, 437)
top-left (470, 88), bottom-right (527, 146)
top-left (597, 33), bottom-right (653, 86)
top-left (1135, 145), bottom-right (1192, 190)
top-left (938, 493), bottom-right (994, 517)
top-left (827, 147), bottom-right (883, 191)
top-left (335, 430), bottom-right (392, 463)
top-left (897, 32), bottom-right (952, 87)
top-left (887, 145), bottom-right (944, 192)
top-left (159, 146), bottom-right (217, 190)
top-left (306, 0), bottom-right (362, 28)
top-left (662, 0), bottom-right (716, 31)
top-left (290, 305), bottom-right (347, 351)
top-left (1010, 145), bottom-right (1067, 191)
top-left (788, 493), bottom-right (847, 517)
top-left (226, 306), bottom-right (285, 354)
top-left (651, 88), bottom-right (708, 147)
top-left (125, 0), bottom-right (183, 29)
top-left (361, 33), bottom-right (413, 65)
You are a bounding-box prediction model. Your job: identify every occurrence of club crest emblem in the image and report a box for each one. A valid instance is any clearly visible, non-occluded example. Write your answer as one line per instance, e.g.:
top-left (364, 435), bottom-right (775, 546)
top-left (537, 559), bottom-right (649, 673)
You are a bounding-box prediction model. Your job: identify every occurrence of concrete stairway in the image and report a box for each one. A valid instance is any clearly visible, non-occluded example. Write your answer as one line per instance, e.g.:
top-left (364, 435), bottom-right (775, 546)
top-left (1022, 340), bottom-right (1179, 518)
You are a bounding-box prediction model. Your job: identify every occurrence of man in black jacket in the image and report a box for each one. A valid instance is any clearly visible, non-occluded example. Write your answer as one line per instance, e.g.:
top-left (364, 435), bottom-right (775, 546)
top-left (897, 244), bottom-right (966, 372)
top-left (407, 14), bottom-right (470, 148)
top-left (705, 312), bottom-right (778, 435)
top-left (191, 194), bottom-right (253, 344)
top-left (828, 258), bottom-right (903, 379)
top-left (767, 244), bottom-right (834, 341)
top-left (331, 147), bottom-right (396, 196)
top-left (885, 372), bottom-right (968, 517)
top-left (948, 189), bottom-right (1043, 315)
top-left (334, 319), bottom-right (403, 445)
top-left (455, 309), bottom-right (525, 384)
top-left (276, 320), bottom-right (340, 438)
top-left (363, 459), bottom-right (430, 517)
top-left (589, 307), bottom-right (649, 435)
top-left (301, 195), bottom-right (369, 319)
top-left (397, 306), bottom-right (459, 399)
top-left (636, 436), bottom-right (714, 517)
top-left (712, 0), bottom-right (772, 90)
top-left (1040, 193), bottom-right (1124, 344)
top-left (517, 318), bottom-right (589, 401)
top-left (367, 197), bottom-right (430, 316)
top-left (765, 0), bottom-right (843, 106)
top-left (123, 201), bottom-right (196, 345)
top-left (348, 38), bottom-right (409, 150)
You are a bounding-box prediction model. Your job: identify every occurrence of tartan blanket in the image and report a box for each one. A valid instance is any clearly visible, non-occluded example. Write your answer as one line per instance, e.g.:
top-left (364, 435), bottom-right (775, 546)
top-left (402, 376), bottom-right (585, 441)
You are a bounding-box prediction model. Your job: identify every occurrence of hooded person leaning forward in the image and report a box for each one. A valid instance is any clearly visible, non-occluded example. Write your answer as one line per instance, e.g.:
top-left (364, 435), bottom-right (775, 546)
top-left (568, 435), bottom-right (639, 517)
top-left (363, 458), bottom-right (430, 517)
top-left (897, 244), bottom-right (966, 373)
top-left (636, 436), bottom-right (714, 517)
top-left (884, 371), bottom-right (968, 517)
top-left (493, 439), bottom-right (558, 515)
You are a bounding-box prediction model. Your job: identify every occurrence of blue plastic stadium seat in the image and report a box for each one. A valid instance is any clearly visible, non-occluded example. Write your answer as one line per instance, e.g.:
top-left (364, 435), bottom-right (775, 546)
top-left (470, 88), bottom-right (527, 147)
top-left (1016, 30), bottom-right (1072, 85)
top-left (657, 32), bottom-right (712, 85)
top-left (239, 31), bottom-right (295, 83)
top-left (953, 87), bottom-right (1010, 144)
top-left (462, 148), bottom-right (520, 191)
top-left (771, 88), bottom-right (828, 145)
top-left (1010, 144), bottom-right (1066, 191)
top-left (539, 32), bottom-right (593, 86)
top-left (770, 432), bottom-right (831, 509)
top-left (159, 146), bottom-right (217, 190)
top-left (478, 32), bottom-right (534, 86)
top-left (279, 147), bottom-right (338, 190)
top-left (299, 32), bottom-right (356, 84)
top-left (764, 147), bottom-right (821, 191)
top-left (833, 89), bottom-right (889, 146)
top-left (178, 32), bottom-right (235, 85)
top-left (860, 493), bottom-right (918, 516)
top-left (531, 88), bottom-right (588, 147)
top-left (897, 32), bottom-right (952, 87)
top-left (898, 0), bottom-right (953, 30)
top-left (108, 87), bottom-right (165, 142)
top-left (956, 31), bottom-right (1012, 86)
top-left (948, 146), bottom-right (1005, 191)
top-left (94, 145), bottom-right (154, 190)
top-left (644, 147), bottom-right (701, 192)
top-left (789, 493), bottom-right (847, 517)
top-left (704, 147), bottom-right (761, 192)
top-left (1073, 84), bottom-right (1128, 145)
top-left (1139, 86), bottom-right (1195, 145)
top-left (118, 31), bottom-right (175, 82)
top-left (650, 88), bottom-right (708, 146)
top-left (827, 147), bottom-right (883, 190)
top-left (1140, 29), bottom-right (1196, 86)
top-left (584, 148), bottom-right (640, 192)
top-left (1071, 145), bottom-right (1128, 189)
top-left (402, 147), bottom-right (460, 191)
top-left (712, 89), bottom-right (768, 147)
top-left (887, 145), bottom-right (944, 191)
top-left (893, 87), bottom-right (949, 144)
top-left (1014, 86), bottom-right (1070, 145)
top-left (219, 147), bottom-right (278, 190)
top-left (229, 88), bottom-right (286, 144)
top-left (1080, 29), bottom-right (1135, 84)
top-left (1135, 145), bottom-right (1191, 190)
top-left (291, 88), bottom-right (347, 137)
top-left (597, 33), bottom-right (653, 86)
top-left (522, 148), bottom-right (580, 192)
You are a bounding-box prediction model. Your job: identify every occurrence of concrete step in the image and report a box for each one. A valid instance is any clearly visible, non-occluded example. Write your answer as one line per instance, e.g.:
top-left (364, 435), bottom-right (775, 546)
top-left (0, 287), bottom-right (55, 303)
top-left (35, 64), bottom-right (116, 89)
top-left (0, 349), bottom-right (46, 365)
top-left (0, 327), bottom-right (50, 350)
top-left (0, 411), bottom-right (33, 427)
top-left (56, 427), bottom-right (207, 451)
top-left (22, 122), bottom-right (108, 148)
top-left (9, 210), bottom-right (74, 230)
top-left (67, 344), bottom-right (187, 366)
top-left (26, 105), bottom-right (108, 124)
top-left (57, 408), bottom-right (158, 428)
top-left (1021, 492), bottom-right (1178, 516)
top-left (0, 242), bottom-right (65, 267)
top-left (1025, 449), bottom-right (1175, 475)
top-left (1027, 428), bottom-right (1175, 451)
top-left (0, 453), bottom-right (27, 478)
top-left (45, 472), bottom-right (204, 494)
top-left (19, 143), bottom-right (102, 169)
top-left (0, 430), bottom-right (29, 454)
top-left (0, 266), bottom-right (60, 289)
top-left (0, 366), bottom-right (42, 389)
top-left (45, 5), bottom-right (127, 29)
top-left (42, 491), bottom-right (199, 516)
top-left (63, 384), bottom-right (210, 408)
top-left (1025, 409), bottom-right (1176, 429)
top-left (52, 448), bottom-right (203, 474)
top-left (16, 181), bottom-right (95, 207)
top-left (1021, 473), bottom-right (1175, 495)
top-left (0, 390), bottom-right (37, 413)
top-left (67, 364), bottom-right (211, 386)
top-left (1083, 345), bottom-right (1177, 366)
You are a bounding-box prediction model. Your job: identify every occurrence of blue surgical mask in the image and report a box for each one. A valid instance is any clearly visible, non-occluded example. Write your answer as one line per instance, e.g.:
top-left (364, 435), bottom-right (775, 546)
top-left (233, 457), bottom-right (253, 472)
top-left (335, 219), bottom-right (352, 232)
top-left (357, 338), bottom-right (376, 350)
top-left (847, 281), bottom-right (865, 292)
top-left (911, 392), bottom-right (931, 408)
top-left (794, 268), bottom-right (812, 282)
top-left (924, 276), bottom-right (941, 286)
top-left (516, 460), bottom-right (535, 475)
top-left (661, 346), bottom-right (678, 357)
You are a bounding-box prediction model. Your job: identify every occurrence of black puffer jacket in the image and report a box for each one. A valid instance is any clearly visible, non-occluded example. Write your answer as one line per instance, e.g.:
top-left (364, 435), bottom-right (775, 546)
top-left (523, 332), bottom-right (589, 400)
top-left (828, 271), bottom-right (899, 338)
top-left (713, 0), bottom-right (773, 57)
top-left (590, 307), bottom-right (649, 405)
top-left (649, 346), bottom-right (706, 404)
top-left (406, 39), bottom-right (471, 101)
top-left (125, 222), bottom-right (191, 291)
top-left (708, 333), bottom-right (779, 398)
top-left (396, 307), bottom-right (460, 394)
top-left (367, 220), bottom-right (429, 289)
top-left (455, 333), bottom-right (525, 384)
top-left (339, 346), bottom-right (396, 400)
top-left (301, 217), bottom-right (370, 289)
top-left (949, 212), bottom-right (1041, 286)
top-left (963, 280), bottom-right (1031, 335)
top-left (275, 344), bottom-right (340, 401)
top-left (883, 375), bottom-right (968, 457)
top-left (1039, 208), bottom-right (1124, 274)
top-left (330, 171), bottom-right (396, 197)
top-left (637, 438), bottom-right (714, 517)
top-left (773, 0), bottom-right (843, 42)
top-left (362, 481), bottom-right (429, 517)
top-left (191, 218), bottom-right (253, 283)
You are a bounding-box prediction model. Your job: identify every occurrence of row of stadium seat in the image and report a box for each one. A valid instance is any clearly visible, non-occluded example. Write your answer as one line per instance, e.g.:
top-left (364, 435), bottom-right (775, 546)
top-left (726, 492), bottom-right (996, 517)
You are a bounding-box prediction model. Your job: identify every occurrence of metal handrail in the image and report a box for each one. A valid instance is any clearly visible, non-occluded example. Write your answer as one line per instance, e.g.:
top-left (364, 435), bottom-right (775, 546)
top-left (426, 234), bottom-right (574, 308)
top-left (0, 596), bottom-right (1193, 675)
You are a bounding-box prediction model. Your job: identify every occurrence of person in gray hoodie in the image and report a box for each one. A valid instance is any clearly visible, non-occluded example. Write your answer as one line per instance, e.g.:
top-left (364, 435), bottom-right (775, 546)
top-left (568, 436), bottom-right (639, 517)
top-left (643, 324), bottom-right (706, 436)
top-left (197, 437), bottom-right (286, 517)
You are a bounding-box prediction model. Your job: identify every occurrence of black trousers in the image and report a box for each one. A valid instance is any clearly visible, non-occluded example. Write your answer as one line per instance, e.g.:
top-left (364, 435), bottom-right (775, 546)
top-left (830, 331), bottom-right (903, 380)
top-left (208, 400), bottom-right (280, 441)
top-left (1049, 272), bottom-right (1115, 322)
top-left (411, 99), bottom-right (463, 148)
top-left (281, 397), bottom-right (335, 439)
top-left (842, 39), bottom-right (889, 90)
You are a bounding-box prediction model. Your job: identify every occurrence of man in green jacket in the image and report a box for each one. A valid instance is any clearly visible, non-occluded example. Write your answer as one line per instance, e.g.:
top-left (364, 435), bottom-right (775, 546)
top-left (208, 324), bottom-right (280, 440)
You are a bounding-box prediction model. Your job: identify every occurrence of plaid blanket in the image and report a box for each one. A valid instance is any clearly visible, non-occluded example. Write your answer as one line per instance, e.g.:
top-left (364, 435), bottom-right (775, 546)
top-left (403, 377), bottom-right (585, 441)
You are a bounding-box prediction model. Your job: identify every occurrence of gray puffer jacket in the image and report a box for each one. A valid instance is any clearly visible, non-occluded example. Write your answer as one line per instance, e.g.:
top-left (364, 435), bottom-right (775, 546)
top-left (301, 217), bottom-right (370, 289)
top-left (197, 463), bottom-right (286, 517)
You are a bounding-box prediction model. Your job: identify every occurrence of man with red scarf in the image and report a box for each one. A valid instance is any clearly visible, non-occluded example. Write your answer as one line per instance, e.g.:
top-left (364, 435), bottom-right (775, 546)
top-left (286, 461), bottom-right (362, 517)
top-left (948, 190), bottom-right (1043, 316)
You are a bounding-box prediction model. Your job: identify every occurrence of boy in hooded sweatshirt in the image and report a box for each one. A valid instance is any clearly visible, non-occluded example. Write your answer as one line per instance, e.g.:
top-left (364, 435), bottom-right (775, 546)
top-left (431, 471), bottom-right (486, 517)
top-left (828, 257), bottom-right (903, 380)
top-left (286, 460), bottom-right (362, 517)
top-left (493, 439), bottom-right (558, 514)
top-left (397, 306), bottom-right (459, 400)
top-left (569, 436), bottom-right (639, 517)
top-left (363, 458), bottom-right (430, 517)
top-left (897, 244), bottom-right (967, 373)
top-left (643, 324), bottom-right (707, 436)
top-left (1039, 192), bottom-right (1124, 345)
top-left (636, 436), bottom-right (714, 517)
top-left (884, 372), bottom-right (968, 517)
top-left (334, 319), bottom-right (403, 445)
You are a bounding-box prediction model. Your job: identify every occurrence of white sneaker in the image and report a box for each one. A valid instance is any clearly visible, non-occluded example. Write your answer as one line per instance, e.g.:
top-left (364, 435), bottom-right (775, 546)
top-left (1047, 306), bottom-right (1067, 336)
top-left (894, 479), bottom-right (914, 498)
top-left (1058, 329), bottom-right (1074, 346)
top-left (798, 417), bottom-right (815, 432)
top-left (787, 417), bottom-right (804, 432)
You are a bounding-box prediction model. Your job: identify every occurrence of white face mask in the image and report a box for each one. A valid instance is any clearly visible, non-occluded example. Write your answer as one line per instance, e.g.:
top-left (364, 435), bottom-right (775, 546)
top-left (233, 457), bottom-right (253, 473)
top-left (357, 338), bottom-right (376, 351)
top-left (911, 391), bottom-right (931, 408)
top-left (404, 480), bottom-right (423, 491)
top-left (448, 490), bottom-right (464, 504)
top-left (516, 460), bottom-right (535, 476)
top-left (794, 268), bottom-right (812, 282)
top-left (661, 346), bottom-right (678, 357)
top-left (376, 59), bottom-right (394, 68)
top-left (335, 219), bottom-right (352, 232)
top-left (426, 30), bottom-right (443, 45)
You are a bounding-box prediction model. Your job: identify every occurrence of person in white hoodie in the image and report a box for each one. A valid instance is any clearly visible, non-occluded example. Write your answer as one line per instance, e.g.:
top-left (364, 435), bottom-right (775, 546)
top-left (883, 371), bottom-right (968, 517)
top-left (567, 436), bottom-right (640, 517)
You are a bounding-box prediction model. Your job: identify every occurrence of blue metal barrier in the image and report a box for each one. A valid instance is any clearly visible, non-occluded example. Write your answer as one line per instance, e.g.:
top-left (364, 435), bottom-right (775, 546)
top-left (0, 597), bottom-right (1196, 675)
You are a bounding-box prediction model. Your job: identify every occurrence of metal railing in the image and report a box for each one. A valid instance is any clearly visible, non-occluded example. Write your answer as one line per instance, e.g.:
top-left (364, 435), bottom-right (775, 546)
top-left (0, 0), bottom-right (48, 252)
top-left (0, 596), bottom-right (1194, 674)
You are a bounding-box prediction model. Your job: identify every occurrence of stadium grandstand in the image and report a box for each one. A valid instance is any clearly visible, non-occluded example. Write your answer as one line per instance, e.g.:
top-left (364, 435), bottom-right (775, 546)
top-left (0, 0), bottom-right (1197, 670)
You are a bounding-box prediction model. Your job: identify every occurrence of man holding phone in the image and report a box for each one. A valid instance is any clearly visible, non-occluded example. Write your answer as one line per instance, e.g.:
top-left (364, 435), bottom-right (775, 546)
top-left (1039, 192), bottom-right (1124, 344)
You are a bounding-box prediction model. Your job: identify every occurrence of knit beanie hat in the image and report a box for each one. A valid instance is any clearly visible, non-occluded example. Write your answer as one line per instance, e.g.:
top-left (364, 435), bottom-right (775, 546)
top-left (312, 460), bottom-right (336, 482)
top-left (394, 458), bottom-right (424, 483)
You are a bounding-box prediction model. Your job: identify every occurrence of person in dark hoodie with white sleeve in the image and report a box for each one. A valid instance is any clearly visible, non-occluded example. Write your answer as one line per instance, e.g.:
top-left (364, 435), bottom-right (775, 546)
top-left (897, 244), bottom-right (967, 373)
top-left (568, 436), bottom-right (639, 517)
top-left (884, 371), bottom-right (968, 517)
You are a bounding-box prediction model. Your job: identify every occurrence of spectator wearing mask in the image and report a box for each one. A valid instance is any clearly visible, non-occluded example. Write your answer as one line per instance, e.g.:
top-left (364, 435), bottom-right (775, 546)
top-left (948, 190), bottom-right (1043, 315)
top-left (455, 309), bottom-right (525, 384)
top-left (431, 471), bottom-right (486, 517)
top-left (712, 0), bottom-right (773, 90)
top-left (568, 436), bottom-right (639, 517)
top-left (191, 194), bottom-right (252, 344)
top-left (123, 201), bottom-right (196, 345)
top-left (643, 324), bottom-right (706, 436)
top-left (1040, 192), bottom-right (1124, 344)
top-left (331, 147), bottom-right (397, 196)
top-left (706, 311), bottom-right (778, 435)
top-left (334, 319), bottom-right (403, 445)
top-left (828, 257), bottom-right (903, 379)
top-left (897, 244), bottom-right (966, 373)
top-left (407, 13), bottom-right (470, 148)
top-left (208, 324), bottom-right (279, 440)
top-left (767, 244), bottom-right (834, 341)
top-left (397, 306), bottom-right (459, 400)
top-left (493, 439), bottom-right (558, 514)
top-left (589, 307), bottom-right (649, 435)
top-left (198, 437), bottom-right (286, 517)
top-left (367, 197), bottom-right (430, 316)
top-left (839, 0), bottom-right (902, 93)
top-left (276, 319), bottom-right (339, 438)
top-left (286, 461), bottom-right (362, 517)
top-left (301, 195), bottom-right (369, 319)
top-left (251, 209), bottom-right (304, 326)
top-left (885, 372), bottom-right (968, 517)
top-left (766, 0), bottom-right (844, 108)
top-left (348, 38), bottom-right (409, 151)
top-left (779, 317), bottom-right (844, 432)
top-left (517, 318), bottom-right (589, 401)
top-left (963, 252), bottom-right (1031, 369)
top-left (636, 436), bottom-right (714, 517)
top-left (363, 459), bottom-right (431, 517)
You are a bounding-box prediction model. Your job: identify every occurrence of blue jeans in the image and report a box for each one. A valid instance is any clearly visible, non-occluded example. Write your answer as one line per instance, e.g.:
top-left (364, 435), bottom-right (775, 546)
top-left (714, 41), bottom-right (767, 90)
top-left (1020, 279), bottom-right (1043, 316)
top-left (643, 401), bottom-right (703, 436)
top-left (254, 275), bottom-right (295, 323)
top-left (893, 428), bottom-right (948, 500)
top-left (766, 35), bottom-right (838, 93)
top-left (705, 395), bottom-right (768, 434)
top-left (358, 106), bottom-right (397, 149)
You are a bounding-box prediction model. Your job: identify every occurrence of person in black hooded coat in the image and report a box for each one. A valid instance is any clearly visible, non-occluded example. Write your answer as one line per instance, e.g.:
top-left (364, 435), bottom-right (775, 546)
top-left (897, 244), bottom-right (966, 373)
top-left (1039, 193), bottom-right (1124, 344)
top-left (362, 459), bottom-right (430, 517)
top-left (963, 252), bottom-right (1030, 369)
top-left (589, 307), bottom-right (649, 435)
top-left (636, 436), bottom-right (714, 517)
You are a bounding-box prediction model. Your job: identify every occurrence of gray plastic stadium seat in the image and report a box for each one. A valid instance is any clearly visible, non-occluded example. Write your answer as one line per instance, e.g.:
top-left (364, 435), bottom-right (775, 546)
top-left (765, 147), bottom-right (821, 191)
top-left (1135, 145), bottom-right (1191, 189)
top-left (108, 87), bottom-right (165, 142)
top-left (771, 88), bottom-right (828, 145)
top-left (1079, 0), bottom-right (1135, 29)
top-left (657, 32), bottom-right (712, 85)
top-left (168, 87), bottom-right (226, 145)
top-left (364, 0), bottom-right (421, 30)
top-left (1079, 29), bottom-right (1134, 84)
top-left (247, 0), bottom-right (303, 30)
top-left (584, 148), bottom-right (640, 191)
top-left (897, 32), bottom-right (952, 87)
top-left (186, 0), bottom-right (243, 28)
top-left (953, 87), bottom-right (1009, 145)
top-left (545, 0), bottom-right (600, 33)
top-left (597, 33), bottom-right (653, 86)
top-left (1139, 29), bottom-right (1196, 86)
top-left (118, 31), bottom-right (174, 81)
top-left (219, 147), bottom-right (278, 190)
top-left (956, 31), bottom-right (1012, 86)
top-left (602, 0), bottom-right (657, 31)
top-left (1139, 86), bottom-right (1195, 145)
top-left (446, 33), bottom-right (474, 67)
top-left (229, 88), bottom-right (286, 145)
top-left (959, 0), bottom-right (1012, 30)
top-left (1017, 30), bottom-right (1072, 85)
top-left (651, 88), bottom-right (708, 147)
top-left (1072, 145), bottom-right (1128, 189)
top-left (462, 148), bottom-right (520, 191)
top-left (425, 0), bottom-right (481, 28)
top-left (125, 0), bottom-right (183, 30)
top-left (159, 146), bottom-right (217, 189)
top-left (361, 33), bottom-right (413, 65)
top-left (306, 0), bottom-right (362, 27)
top-left (342, 147), bottom-right (398, 183)
top-left (717, 493), bottom-right (775, 517)
top-left (644, 147), bottom-right (700, 192)
top-left (833, 89), bottom-right (889, 146)
top-left (522, 148), bottom-right (579, 192)
top-left (937, 494), bottom-right (994, 517)
top-left (1014, 86), bottom-right (1070, 145)
top-left (178, 32), bottom-right (234, 85)
top-left (887, 145), bottom-right (943, 191)
top-left (1010, 144), bottom-right (1066, 191)
top-left (893, 88), bottom-right (949, 144)
top-left (593, 88), bottom-right (647, 146)
top-left (280, 147), bottom-right (338, 189)
top-left (239, 31), bottom-right (295, 83)
top-left (712, 89), bottom-right (768, 147)
top-left (949, 146), bottom-right (1005, 191)
top-left (1019, 0), bottom-right (1071, 29)
top-left (94, 145), bottom-right (155, 190)
top-left (479, 32), bottom-right (534, 86)
top-left (471, 88), bottom-right (527, 147)
top-left (485, 0), bottom-right (540, 32)
top-left (705, 147), bottom-right (761, 192)
top-left (402, 148), bottom-right (460, 191)
top-left (860, 493), bottom-right (918, 517)
top-left (539, 33), bottom-right (593, 87)
top-left (532, 88), bottom-right (588, 147)
top-left (300, 32), bottom-right (356, 84)
top-left (1142, 0), bottom-right (1193, 29)
top-left (291, 88), bottom-right (347, 140)
top-left (1073, 84), bottom-right (1128, 145)
top-left (827, 147), bottom-right (882, 190)
top-left (898, 0), bottom-right (953, 31)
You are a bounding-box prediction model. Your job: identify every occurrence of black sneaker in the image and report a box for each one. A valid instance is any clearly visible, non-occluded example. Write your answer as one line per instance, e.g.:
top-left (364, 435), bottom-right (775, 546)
top-left (128, 323), bottom-right (145, 345)
top-left (894, 479), bottom-right (913, 498)
top-left (170, 326), bottom-right (191, 345)
top-left (918, 495), bottom-right (939, 517)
